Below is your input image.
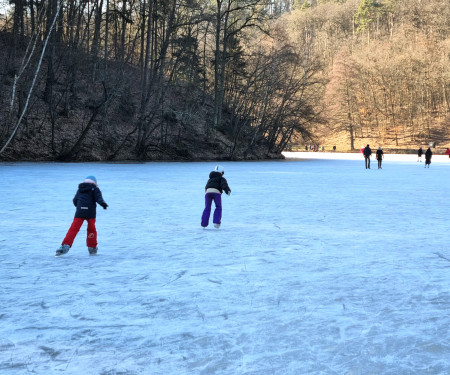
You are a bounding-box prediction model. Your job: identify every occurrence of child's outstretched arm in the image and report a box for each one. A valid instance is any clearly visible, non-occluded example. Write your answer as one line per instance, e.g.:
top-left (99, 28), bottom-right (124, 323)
top-left (221, 178), bottom-right (231, 195)
top-left (94, 188), bottom-right (108, 209)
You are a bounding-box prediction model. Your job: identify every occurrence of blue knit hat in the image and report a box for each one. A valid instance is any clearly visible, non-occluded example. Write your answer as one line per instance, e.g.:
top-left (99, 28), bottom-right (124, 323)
top-left (85, 175), bottom-right (97, 183)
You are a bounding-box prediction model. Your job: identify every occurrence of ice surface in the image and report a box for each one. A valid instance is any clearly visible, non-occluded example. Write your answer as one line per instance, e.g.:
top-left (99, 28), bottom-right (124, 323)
top-left (0, 154), bottom-right (449, 374)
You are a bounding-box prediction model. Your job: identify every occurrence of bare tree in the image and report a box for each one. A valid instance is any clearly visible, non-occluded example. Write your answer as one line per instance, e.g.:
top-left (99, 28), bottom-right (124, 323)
top-left (1, 0), bottom-right (63, 155)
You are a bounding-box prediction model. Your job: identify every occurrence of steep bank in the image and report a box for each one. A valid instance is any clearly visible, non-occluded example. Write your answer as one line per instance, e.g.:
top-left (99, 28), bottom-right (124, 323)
top-left (0, 31), bottom-right (282, 162)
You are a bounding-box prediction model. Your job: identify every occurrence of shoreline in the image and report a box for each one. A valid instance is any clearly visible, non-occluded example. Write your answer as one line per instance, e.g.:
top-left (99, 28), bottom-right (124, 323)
top-left (283, 151), bottom-right (450, 163)
top-left (1, 151), bottom-right (448, 163)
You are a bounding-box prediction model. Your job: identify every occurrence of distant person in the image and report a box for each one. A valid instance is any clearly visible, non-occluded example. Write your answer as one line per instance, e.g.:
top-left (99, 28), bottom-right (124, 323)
top-left (321, 146), bottom-right (325, 152)
top-left (201, 165), bottom-right (231, 229)
top-left (333, 145), bottom-right (336, 152)
top-left (376, 147), bottom-right (384, 169)
top-left (363, 144), bottom-right (372, 169)
top-left (445, 148), bottom-right (450, 158)
top-left (56, 176), bottom-right (108, 256)
top-left (425, 148), bottom-right (432, 168)
top-left (360, 146), bottom-right (364, 154)
top-left (417, 147), bottom-right (423, 162)
top-left (305, 145), bottom-right (308, 151)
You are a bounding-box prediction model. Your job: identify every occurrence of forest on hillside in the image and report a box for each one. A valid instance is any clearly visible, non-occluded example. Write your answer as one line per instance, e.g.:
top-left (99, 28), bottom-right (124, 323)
top-left (297, 0), bottom-right (450, 152)
top-left (0, 0), bottom-right (449, 160)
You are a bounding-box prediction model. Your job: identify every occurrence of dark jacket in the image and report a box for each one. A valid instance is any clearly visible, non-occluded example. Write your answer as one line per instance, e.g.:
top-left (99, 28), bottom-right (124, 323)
top-left (376, 149), bottom-right (383, 160)
top-left (418, 148), bottom-right (423, 156)
top-left (425, 148), bottom-right (432, 163)
top-left (73, 183), bottom-right (106, 219)
top-left (364, 146), bottom-right (372, 157)
top-left (205, 171), bottom-right (231, 194)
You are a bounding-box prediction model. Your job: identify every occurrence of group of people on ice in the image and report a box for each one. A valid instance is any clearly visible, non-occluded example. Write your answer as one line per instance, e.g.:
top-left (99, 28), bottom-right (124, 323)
top-left (56, 142), bottom-right (449, 257)
top-left (56, 166), bottom-right (231, 257)
top-left (417, 147), bottom-right (434, 167)
top-left (361, 145), bottom-right (438, 169)
top-left (360, 145), bottom-right (384, 169)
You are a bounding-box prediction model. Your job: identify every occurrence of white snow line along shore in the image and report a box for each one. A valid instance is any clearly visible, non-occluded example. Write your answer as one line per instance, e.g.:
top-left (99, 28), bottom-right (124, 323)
top-left (283, 151), bottom-right (450, 163)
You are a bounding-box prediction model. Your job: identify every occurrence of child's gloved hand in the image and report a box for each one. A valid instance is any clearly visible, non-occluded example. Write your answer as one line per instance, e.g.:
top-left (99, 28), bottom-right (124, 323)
top-left (100, 202), bottom-right (109, 209)
top-left (226, 191), bottom-right (231, 196)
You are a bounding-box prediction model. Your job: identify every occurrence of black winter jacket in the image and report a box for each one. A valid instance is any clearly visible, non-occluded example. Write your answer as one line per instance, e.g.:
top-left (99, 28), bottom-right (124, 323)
top-left (205, 171), bottom-right (231, 194)
top-left (364, 146), bottom-right (372, 157)
top-left (73, 183), bottom-right (106, 219)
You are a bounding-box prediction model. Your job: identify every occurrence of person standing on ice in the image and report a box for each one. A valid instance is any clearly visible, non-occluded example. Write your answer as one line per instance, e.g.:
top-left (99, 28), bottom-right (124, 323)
top-left (417, 147), bottom-right (423, 162)
top-left (363, 144), bottom-right (372, 169)
top-left (425, 147), bottom-right (432, 168)
top-left (56, 176), bottom-right (108, 256)
top-left (201, 165), bottom-right (231, 229)
top-left (376, 147), bottom-right (384, 169)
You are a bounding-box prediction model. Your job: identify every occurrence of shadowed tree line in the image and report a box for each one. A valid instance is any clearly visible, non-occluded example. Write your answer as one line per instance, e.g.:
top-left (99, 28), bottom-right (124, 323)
top-left (0, 0), bottom-right (322, 160)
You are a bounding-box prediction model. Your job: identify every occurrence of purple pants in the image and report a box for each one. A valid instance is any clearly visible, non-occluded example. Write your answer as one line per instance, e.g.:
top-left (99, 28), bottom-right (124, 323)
top-left (201, 193), bottom-right (222, 227)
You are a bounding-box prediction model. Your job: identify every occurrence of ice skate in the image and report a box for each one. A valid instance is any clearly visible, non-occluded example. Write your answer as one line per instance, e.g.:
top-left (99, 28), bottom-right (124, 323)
top-left (214, 223), bottom-right (221, 229)
top-left (55, 244), bottom-right (70, 256)
top-left (88, 247), bottom-right (98, 255)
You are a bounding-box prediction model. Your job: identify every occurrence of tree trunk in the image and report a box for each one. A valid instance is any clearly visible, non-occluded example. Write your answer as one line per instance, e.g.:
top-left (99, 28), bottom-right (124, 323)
top-left (104, 0), bottom-right (109, 70)
top-left (44, 0), bottom-right (58, 104)
top-left (216, 6), bottom-right (230, 129)
top-left (213, 0), bottom-right (223, 128)
top-left (121, 0), bottom-right (127, 62)
top-left (139, 0), bottom-right (146, 75)
top-left (91, 0), bottom-right (104, 78)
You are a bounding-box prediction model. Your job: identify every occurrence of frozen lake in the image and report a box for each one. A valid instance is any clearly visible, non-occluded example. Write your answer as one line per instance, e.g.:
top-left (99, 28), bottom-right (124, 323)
top-left (0, 153), bottom-right (449, 374)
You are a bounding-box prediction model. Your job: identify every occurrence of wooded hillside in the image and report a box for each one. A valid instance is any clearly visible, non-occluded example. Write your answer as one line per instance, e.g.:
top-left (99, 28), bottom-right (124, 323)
top-left (1, 0), bottom-right (449, 160)
top-left (0, 0), bottom-right (321, 160)
top-left (288, 0), bottom-right (450, 152)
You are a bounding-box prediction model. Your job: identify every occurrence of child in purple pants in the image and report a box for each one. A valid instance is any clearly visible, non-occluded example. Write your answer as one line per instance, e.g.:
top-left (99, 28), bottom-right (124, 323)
top-left (201, 165), bottom-right (231, 229)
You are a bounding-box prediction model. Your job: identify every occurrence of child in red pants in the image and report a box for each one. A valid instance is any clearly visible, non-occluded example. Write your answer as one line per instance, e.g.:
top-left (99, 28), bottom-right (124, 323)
top-left (56, 175), bottom-right (108, 256)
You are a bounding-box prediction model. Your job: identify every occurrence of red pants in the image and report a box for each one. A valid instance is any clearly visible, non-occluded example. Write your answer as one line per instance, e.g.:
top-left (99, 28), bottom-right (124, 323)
top-left (62, 218), bottom-right (97, 248)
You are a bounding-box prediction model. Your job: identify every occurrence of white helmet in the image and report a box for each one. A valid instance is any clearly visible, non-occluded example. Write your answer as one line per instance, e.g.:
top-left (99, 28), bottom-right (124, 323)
top-left (213, 165), bottom-right (224, 173)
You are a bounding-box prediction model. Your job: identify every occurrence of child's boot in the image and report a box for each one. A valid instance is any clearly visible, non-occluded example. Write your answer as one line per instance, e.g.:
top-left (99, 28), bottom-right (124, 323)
top-left (55, 244), bottom-right (70, 256)
top-left (88, 247), bottom-right (98, 256)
